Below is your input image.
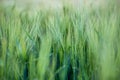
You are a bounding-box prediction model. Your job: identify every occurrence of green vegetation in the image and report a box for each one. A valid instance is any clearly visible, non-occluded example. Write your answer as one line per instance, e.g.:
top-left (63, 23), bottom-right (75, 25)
top-left (0, 2), bottom-right (120, 80)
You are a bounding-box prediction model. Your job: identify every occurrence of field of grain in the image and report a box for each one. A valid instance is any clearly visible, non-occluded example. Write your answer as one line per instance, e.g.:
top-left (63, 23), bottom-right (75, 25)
top-left (0, 0), bottom-right (120, 80)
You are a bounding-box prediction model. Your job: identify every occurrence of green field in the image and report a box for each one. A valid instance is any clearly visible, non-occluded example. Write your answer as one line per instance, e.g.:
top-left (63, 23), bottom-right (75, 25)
top-left (0, 2), bottom-right (120, 80)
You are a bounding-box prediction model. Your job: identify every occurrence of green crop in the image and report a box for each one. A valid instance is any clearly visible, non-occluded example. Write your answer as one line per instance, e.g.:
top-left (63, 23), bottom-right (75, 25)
top-left (0, 1), bottom-right (120, 80)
